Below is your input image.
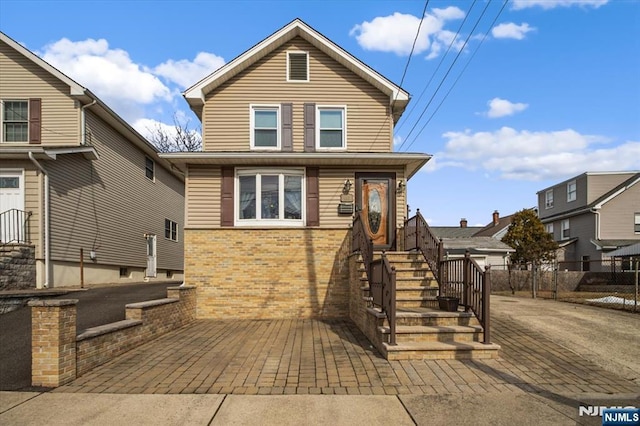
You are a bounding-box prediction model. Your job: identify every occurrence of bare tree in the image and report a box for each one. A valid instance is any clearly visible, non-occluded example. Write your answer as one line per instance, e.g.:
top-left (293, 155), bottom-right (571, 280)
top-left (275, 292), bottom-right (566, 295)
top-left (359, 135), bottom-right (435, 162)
top-left (147, 114), bottom-right (202, 152)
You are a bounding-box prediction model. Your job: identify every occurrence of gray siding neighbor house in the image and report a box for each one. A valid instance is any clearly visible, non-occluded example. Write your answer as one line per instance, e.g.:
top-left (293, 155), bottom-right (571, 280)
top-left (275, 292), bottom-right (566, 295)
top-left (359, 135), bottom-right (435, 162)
top-left (537, 171), bottom-right (640, 271)
top-left (0, 31), bottom-right (185, 289)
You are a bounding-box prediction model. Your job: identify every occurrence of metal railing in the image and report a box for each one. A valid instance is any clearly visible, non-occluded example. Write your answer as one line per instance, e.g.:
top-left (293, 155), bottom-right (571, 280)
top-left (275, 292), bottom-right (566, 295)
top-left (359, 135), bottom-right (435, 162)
top-left (440, 252), bottom-right (492, 343)
top-left (404, 211), bottom-right (493, 344)
top-left (0, 209), bottom-right (32, 245)
top-left (404, 209), bottom-right (444, 283)
top-left (353, 212), bottom-right (397, 345)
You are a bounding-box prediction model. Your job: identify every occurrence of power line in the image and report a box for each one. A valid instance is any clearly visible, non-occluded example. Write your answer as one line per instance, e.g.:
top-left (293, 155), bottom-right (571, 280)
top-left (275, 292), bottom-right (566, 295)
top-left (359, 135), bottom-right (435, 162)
top-left (396, 0), bottom-right (478, 134)
top-left (398, 0), bottom-right (494, 152)
top-left (402, 0), bottom-right (510, 152)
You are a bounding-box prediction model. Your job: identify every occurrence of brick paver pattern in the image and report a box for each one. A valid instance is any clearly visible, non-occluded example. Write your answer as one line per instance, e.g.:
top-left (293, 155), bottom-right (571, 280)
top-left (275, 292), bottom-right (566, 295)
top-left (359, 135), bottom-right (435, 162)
top-left (55, 313), bottom-right (640, 397)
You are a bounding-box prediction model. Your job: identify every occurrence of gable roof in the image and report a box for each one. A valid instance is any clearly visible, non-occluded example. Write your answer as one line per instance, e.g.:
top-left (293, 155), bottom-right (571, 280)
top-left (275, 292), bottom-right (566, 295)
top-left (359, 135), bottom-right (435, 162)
top-left (183, 19), bottom-right (410, 122)
top-left (473, 213), bottom-right (515, 238)
top-left (430, 226), bottom-right (483, 239)
top-left (441, 237), bottom-right (515, 253)
top-left (0, 31), bottom-right (182, 181)
top-left (540, 172), bottom-right (640, 221)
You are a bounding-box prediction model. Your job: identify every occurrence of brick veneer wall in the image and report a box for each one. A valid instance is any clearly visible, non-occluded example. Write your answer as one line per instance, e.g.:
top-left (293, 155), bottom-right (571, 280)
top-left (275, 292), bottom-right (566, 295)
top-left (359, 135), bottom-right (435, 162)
top-left (186, 228), bottom-right (351, 319)
top-left (29, 286), bottom-right (196, 387)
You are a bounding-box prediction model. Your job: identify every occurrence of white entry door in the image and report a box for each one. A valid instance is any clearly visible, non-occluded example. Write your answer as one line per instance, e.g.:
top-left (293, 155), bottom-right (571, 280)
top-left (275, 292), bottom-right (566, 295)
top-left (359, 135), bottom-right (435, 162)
top-left (145, 234), bottom-right (157, 278)
top-left (0, 170), bottom-right (25, 243)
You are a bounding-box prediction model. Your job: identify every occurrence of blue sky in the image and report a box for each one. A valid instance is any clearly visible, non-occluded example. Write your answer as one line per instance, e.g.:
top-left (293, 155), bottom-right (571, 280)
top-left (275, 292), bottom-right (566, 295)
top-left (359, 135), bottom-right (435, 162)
top-left (2, 0), bottom-right (638, 226)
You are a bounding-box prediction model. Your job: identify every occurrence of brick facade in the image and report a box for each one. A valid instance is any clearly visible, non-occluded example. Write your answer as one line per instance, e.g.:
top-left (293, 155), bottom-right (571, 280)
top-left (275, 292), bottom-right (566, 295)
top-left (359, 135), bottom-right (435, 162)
top-left (186, 228), bottom-right (352, 319)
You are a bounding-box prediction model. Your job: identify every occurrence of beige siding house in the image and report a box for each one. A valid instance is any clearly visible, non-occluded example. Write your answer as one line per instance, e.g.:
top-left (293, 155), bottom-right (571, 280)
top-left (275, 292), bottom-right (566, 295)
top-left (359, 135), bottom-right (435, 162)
top-left (0, 31), bottom-right (184, 288)
top-left (537, 171), bottom-right (640, 270)
top-left (162, 19), bottom-right (430, 319)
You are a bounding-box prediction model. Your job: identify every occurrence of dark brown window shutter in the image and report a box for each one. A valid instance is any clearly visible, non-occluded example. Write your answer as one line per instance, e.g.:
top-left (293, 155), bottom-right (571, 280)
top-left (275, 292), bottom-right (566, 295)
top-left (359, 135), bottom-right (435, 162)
top-left (306, 167), bottom-right (319, 227)
top-left (281, 103), bottom-right (293, 152)
top-left (221, 167), bottom-right (234, 227)
top-left (304, 103), bottom-right (315, 152)
top-left (29, 98), bottom-right (41, 144)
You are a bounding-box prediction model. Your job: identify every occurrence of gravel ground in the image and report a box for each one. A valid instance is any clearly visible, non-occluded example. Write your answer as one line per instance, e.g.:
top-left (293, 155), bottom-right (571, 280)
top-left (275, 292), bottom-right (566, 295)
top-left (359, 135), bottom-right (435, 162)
top-left (491, 295), bottom-right (640, 384)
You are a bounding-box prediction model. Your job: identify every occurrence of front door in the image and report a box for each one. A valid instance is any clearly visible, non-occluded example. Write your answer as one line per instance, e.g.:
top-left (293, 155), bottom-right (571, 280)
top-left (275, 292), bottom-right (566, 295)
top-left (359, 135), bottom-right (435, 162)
top-left (356, 173), bottom-right (396, 250)
top-left (0, 170), bottom-right (25, 243)
top-left (145, 234), bottom-right (157, 278)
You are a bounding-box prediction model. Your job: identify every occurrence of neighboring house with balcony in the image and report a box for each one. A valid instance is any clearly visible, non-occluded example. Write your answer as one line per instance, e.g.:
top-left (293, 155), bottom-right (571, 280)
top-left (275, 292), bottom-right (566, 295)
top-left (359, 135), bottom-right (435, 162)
top-left (161, 19), bottom-right (500, 360)
top-left (537, 171), bottom-right (640, 271)
top-left (0, 31), bottom-right (184, 289)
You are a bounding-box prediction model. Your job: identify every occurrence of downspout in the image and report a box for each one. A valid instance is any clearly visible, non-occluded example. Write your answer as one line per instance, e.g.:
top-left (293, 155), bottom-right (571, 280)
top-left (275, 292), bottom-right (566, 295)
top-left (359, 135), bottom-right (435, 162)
top-left (590, 207), bottom-right (601, 241)
top-left (81, 100), bottom-right (97, 145)
top-left (29, 152), bottom-right (50, 288)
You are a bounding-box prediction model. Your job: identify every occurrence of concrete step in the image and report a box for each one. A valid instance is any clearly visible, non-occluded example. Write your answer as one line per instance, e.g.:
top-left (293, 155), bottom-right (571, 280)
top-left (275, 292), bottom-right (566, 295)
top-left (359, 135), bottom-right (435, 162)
top-left (378, 325), bottom-right (483, 343)
top-left (382, 341), bottom-right (501, 360)
top-left (395, 310), bottom-right (480, 327)
top-left (397, 298), bottom-right (439, 309)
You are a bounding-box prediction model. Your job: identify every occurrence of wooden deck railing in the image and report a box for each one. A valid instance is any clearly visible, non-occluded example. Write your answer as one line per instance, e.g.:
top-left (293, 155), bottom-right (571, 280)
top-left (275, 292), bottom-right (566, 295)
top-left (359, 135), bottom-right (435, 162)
top-left (0, 209), bottom-right (32, 245)
top-left (353, 212), bottom-right (397, 345)
top-left (404, 211), bottom-right (492, 344)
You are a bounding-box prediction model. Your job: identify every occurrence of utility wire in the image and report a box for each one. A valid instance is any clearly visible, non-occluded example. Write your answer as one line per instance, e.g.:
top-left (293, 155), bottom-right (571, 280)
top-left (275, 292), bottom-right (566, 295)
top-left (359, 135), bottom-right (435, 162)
top-left (398, 0), bottom-right (494, 152)
top-left (396, 0), bottom-right (477, 133)
top-left (1, 102), bottom-right (89, 140)
top-left (366, 0), bottom-right (429, 151)
top-left (402, 0), bottom-right (509, 152)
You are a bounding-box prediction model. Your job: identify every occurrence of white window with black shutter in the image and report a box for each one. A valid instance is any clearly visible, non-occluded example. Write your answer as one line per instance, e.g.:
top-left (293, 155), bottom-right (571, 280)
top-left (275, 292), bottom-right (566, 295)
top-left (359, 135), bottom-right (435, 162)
top-left (287, 51), bottom-right (309, 82)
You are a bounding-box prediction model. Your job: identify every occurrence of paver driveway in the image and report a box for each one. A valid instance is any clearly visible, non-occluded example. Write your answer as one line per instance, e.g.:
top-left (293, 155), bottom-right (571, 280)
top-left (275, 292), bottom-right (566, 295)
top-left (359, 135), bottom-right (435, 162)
top-left (55, 305), bottom-right (640, 397)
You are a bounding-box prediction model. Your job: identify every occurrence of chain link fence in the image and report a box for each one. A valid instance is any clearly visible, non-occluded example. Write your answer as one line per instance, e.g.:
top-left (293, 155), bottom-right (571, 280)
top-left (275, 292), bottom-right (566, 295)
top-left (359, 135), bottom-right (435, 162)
top-left (491, 258), bottom-right (639, 313)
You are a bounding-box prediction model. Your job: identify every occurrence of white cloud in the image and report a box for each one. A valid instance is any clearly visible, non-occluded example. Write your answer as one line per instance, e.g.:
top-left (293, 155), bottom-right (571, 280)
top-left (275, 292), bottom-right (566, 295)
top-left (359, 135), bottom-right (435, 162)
top-left (492, 22), bottom-right (535, 40)
top-left (485, 98), bottom-right (529, 118)
top-left (350, 7), bottom-right (465, 58)
top-left (40, 38), bottom-right (172, 108)
top-left (154, 52), bottom-right (225, 88)
top-left (428, 127), bottom-right (640, 180)
top-left (511, 0), bottom-right (608, 10)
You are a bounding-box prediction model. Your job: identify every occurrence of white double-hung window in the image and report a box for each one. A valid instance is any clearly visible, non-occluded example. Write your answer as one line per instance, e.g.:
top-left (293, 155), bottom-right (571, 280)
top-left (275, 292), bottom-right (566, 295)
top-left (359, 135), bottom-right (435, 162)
top-left (236, 168), bottom-right (304, 226)
top-left (2, 100), bottom-right (28, 142)
top-left (316, 106), bottom-right (346, 150)
top-left (251, 105), bottom-right (280, 149)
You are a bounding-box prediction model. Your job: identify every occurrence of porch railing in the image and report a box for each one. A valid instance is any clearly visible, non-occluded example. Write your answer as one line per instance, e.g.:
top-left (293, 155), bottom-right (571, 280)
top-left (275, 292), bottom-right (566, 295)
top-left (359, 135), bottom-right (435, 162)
top-left (404, 209), bottom-right (444, 283)
top-left (353, 212), bottom-right (397, 345)
top-left (0, 209), bottom-right (32, 245)
top-left (405, 211), bottom-right (493, 344)
top-left (440, 252), bottom-right (492, 343)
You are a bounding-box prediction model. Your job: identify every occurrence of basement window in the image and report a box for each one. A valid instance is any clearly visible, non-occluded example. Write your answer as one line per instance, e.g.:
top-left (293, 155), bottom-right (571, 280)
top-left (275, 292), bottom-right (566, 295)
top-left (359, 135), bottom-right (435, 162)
top-left (119, 267), bottom-right (129, 278)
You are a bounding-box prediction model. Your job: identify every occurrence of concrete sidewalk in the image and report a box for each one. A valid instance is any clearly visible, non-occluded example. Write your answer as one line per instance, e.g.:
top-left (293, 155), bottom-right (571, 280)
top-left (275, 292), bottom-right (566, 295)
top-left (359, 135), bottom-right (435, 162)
top-left (4, 390), bottom-right (637, 425)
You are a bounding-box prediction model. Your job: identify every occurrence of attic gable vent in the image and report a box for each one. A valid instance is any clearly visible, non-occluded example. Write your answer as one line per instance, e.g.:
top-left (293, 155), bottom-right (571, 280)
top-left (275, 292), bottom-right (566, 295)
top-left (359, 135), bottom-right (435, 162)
top-left (287, 52), bottom-right (309, 82)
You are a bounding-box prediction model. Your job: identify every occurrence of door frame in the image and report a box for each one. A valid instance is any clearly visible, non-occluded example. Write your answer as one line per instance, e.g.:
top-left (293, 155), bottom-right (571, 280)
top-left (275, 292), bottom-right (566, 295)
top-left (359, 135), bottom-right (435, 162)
top-left (355, 172), bottom-right (396, 251)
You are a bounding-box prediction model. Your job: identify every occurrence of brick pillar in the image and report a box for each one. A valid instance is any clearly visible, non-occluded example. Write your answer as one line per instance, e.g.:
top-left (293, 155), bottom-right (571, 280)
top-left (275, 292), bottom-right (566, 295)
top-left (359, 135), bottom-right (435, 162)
top-left (28, 299), bottom-right (78, 387)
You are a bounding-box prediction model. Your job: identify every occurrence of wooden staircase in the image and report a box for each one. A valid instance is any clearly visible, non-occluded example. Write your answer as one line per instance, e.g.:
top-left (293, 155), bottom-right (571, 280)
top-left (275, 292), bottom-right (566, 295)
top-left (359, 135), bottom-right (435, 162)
top-left (357, 252), bottom-right (500, 360)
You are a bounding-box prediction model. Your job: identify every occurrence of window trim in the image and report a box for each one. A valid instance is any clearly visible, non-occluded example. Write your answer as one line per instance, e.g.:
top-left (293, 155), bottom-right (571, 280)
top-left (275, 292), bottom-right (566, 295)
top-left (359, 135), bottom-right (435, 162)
top-left (635, 212), bottom-right (640, 234)
top-left (286, 51), bottom-right (309, 82)
top-left (545, 189), bottom-right (554, 209)
top-left (567, 180), bottom-right (576, 202)
top-left (250, 104), bottom-right (281, 150)
top-left (316, 105), bottom-right (347, 151)
top-left (545, 223), bottom-right (554, 235)
top-left (561, 219), bottom-right (570, 240)
top-left (145, 156), bottom-right (155, 181)
top-left (234, 168), bottom-right (306, 227)
top-left (1, 99), bottom-right (29, 143)
top-left (164, 218), bottom-right (178, 242)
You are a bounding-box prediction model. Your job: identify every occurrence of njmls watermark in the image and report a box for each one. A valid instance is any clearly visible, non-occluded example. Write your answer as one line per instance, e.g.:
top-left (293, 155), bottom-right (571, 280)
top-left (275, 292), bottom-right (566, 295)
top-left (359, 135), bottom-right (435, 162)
top-left (579, 406), bottom-right (640, 426)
